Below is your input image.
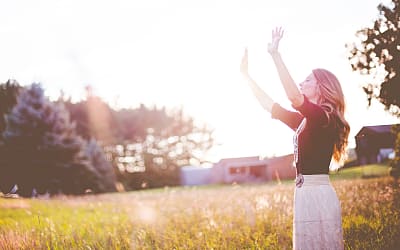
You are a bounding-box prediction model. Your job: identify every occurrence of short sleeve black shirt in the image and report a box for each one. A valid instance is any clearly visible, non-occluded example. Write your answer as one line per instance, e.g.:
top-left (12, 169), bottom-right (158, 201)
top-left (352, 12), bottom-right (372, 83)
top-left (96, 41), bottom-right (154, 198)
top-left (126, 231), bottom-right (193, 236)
top-left (271, 96), bottom-right (335, 175)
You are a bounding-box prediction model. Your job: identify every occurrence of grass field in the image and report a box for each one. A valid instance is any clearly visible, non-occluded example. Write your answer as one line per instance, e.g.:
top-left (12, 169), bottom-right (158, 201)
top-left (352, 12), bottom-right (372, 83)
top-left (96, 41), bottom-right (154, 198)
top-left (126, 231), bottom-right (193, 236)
top-left (330, 164), bottom-right (393, 180)
top-left (1, 165), bottom-right (399, 249)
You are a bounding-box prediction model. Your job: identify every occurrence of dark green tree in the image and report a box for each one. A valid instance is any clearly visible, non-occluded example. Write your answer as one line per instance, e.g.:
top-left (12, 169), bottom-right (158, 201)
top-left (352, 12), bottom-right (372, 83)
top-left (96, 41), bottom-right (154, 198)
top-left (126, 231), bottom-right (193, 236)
top-left (347, 0), bottom-right (400, 176)
top-left (0, 80), bottom-right (22, 136)
top-left (84, 138), bottom-right (117, 192)
top-left (0, 80), bottom-right (22, 193)
top-left (347, 0), bottom-right (400, 114)
top-left (1, 83), bottom-right (115, 196)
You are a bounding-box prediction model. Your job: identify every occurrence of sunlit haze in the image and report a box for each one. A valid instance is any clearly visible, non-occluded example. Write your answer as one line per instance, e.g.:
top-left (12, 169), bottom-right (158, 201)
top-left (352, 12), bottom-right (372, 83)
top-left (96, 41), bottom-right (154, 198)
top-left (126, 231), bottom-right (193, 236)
top-left (0, 0), bottom-right (397, 162)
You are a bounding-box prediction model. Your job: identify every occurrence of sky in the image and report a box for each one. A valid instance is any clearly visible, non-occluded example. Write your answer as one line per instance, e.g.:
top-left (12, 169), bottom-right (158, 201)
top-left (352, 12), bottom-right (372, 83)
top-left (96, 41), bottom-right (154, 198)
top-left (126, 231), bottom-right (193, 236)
top-left (0, 0), bottom-right (398, 163)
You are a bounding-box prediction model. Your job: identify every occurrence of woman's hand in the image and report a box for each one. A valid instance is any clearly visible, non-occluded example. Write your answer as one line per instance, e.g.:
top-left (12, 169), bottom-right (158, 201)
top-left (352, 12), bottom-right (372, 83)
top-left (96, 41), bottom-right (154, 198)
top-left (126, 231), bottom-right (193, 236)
top-left (295, 174), bottom-right (304, 188)
top-left (268, 27), bottom-right (284, 55)
top-left (240, 47), bottom-right (249, 76)
top-left (239, 46), bottom-right (275, 112)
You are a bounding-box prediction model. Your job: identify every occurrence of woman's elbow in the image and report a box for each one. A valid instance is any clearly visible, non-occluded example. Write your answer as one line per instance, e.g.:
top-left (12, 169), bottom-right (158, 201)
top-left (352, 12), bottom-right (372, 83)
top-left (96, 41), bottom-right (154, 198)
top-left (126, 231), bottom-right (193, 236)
top-left (288, 94), bottom-right (303, 107)
top-left (260, 100), bottom-right (273, 112)
top-left (263, 104), bottom-right (273, 113)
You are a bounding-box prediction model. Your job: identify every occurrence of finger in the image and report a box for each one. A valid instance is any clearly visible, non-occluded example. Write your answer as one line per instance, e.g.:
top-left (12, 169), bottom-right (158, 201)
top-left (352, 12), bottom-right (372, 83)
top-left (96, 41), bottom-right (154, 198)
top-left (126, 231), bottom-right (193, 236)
top-left (277, 27), bottom-right (283, 37)
top-left (242, 48), bottom-right (248, 61)
top-left (243, 48), bottom-right (248, 58)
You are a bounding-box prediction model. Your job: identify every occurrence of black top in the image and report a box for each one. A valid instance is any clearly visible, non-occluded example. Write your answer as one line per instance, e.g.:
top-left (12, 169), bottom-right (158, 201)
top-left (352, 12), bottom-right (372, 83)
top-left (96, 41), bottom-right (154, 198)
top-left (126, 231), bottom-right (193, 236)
top-left (271, 96), bottom-right (336, 175)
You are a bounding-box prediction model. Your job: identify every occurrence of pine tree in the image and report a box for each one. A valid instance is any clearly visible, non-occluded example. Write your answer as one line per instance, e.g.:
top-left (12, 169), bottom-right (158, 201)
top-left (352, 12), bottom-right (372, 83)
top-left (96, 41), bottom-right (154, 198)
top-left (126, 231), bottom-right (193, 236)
top-left (0, 79), bottom-right (22, 136)
top-left (0, 80), bottom-right (22, 193)
top-left (2, 83), bottom-right (115, 196)
top-left (84, 138), bottom-right (117, 192)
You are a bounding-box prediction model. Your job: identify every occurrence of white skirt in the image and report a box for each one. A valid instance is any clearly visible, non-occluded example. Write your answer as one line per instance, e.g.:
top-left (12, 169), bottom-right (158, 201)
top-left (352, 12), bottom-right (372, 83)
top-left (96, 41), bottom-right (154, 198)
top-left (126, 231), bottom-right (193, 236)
top-left (293, 175), bottom-right (344, 250)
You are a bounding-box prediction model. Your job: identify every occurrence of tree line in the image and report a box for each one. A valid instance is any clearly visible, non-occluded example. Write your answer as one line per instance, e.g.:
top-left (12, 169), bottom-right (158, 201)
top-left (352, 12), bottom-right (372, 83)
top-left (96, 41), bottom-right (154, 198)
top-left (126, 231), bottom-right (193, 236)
top-left (0, 80), bottom-right (214, 197)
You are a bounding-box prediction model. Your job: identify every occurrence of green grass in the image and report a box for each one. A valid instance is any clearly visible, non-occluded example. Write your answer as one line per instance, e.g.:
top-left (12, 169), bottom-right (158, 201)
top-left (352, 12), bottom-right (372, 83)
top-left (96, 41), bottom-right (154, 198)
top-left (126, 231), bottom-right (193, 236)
top-left (0, 199), bottom-right (132, 249)
top-left (1, 169), bottom-right (399, 249)
top-left (330, 164), bottom-right (392, 180)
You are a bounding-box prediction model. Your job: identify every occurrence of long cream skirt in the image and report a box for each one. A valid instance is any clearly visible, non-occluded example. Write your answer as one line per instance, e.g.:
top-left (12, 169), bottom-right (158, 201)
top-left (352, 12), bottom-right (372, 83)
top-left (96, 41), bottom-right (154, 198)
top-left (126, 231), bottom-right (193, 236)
top-left (293, 174), bottom-right (344, 250)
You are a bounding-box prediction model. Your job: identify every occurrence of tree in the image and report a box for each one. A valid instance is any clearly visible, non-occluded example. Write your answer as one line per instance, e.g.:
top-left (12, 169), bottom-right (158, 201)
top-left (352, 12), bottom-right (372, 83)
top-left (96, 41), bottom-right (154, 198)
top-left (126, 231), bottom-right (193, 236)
top-left (1, 83), bottom-right (115, 196)
top-left (391, 124), bottom-right (400, 177)
top-left (62, 87), bottom-right (119, 144)
top-left (0, 80), bottom-right (22, 193)
top-left (347, 0), bottom-right (400, 115)
top-left (84, 138), bottom-right (117, 192)
top-left (0, 80), bottom-right (22, 136)
top-left (347, 0), bottom-right (400, 176)
top-left (107, 105), bottom-right (214, 190)
top-left (61, 89), bottom-right (215, 189)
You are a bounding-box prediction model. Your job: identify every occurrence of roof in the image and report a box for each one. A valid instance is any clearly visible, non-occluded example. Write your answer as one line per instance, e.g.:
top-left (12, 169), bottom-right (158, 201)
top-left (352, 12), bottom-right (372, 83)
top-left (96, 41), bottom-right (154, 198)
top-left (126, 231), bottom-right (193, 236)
top-left (213, 155), bottom-right (294, 169)
top-left (217, 156), bottom-right (260, 164)
top-left (228, 160), bottom-right (268, 168)
top-left (355, 124), bottom-right (397, 137)
top-left (264, 154), bottom-right (293, 161)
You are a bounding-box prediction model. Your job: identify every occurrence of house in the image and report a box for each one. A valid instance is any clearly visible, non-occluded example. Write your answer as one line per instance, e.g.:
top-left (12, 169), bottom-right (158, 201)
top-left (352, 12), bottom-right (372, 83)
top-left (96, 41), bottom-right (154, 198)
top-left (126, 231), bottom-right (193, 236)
top-left (180, 154), bottom-right (297, 186)
top-left (355, 124), bottom-right (398, 165)
top-left (211, 156), bottom-right (268, 184)
top-left (264, 154), bottom-right (297, 181)
top-left (210, 154), bottom-right (296, 184)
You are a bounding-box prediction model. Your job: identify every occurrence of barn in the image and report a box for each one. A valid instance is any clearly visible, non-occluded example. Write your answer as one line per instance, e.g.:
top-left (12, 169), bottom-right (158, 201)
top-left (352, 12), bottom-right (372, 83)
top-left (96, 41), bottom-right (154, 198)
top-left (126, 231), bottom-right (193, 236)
top-left (355, 124), bottom-right (397, 165)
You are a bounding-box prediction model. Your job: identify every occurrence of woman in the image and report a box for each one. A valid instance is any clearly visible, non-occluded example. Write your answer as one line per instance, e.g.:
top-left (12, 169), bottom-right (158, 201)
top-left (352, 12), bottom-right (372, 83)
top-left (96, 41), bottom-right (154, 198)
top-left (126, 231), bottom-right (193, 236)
top-left (240, 27), bottom-right (349, 249)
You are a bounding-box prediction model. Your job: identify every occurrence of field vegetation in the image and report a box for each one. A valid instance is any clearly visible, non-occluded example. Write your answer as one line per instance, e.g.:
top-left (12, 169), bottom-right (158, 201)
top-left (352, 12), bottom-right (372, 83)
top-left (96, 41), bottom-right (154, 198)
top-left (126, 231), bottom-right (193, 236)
top-left (1, 165), bottom-right (399, 249)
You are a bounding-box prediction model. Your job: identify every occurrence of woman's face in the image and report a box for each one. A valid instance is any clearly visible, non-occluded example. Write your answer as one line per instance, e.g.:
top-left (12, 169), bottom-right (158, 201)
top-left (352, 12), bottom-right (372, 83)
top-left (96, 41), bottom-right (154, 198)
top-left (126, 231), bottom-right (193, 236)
top-left (299, 73), bottom-right (319, 102)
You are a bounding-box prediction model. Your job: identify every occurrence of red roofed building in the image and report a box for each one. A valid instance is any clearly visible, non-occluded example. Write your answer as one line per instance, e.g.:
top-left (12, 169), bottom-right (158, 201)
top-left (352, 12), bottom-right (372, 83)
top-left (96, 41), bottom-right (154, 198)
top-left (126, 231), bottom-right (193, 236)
top-left (210, 154), bottom-right (296, 184)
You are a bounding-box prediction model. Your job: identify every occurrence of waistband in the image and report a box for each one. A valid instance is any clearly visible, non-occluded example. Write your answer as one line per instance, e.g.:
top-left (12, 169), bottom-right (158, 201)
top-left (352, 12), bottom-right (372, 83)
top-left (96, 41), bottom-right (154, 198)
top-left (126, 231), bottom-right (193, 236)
top-left (301, 174), bottom-right (330, 186)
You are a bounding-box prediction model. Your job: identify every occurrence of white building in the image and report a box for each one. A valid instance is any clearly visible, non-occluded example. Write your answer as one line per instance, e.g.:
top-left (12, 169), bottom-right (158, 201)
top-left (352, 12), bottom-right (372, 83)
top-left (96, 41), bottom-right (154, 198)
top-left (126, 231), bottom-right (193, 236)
top-left (180, 165), bottom-right (213, 186)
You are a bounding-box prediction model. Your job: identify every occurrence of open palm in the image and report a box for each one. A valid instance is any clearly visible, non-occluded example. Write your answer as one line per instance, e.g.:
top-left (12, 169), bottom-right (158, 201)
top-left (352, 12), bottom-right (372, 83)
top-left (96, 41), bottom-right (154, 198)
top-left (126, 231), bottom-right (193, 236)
top-left (268, 27), bottom-right (284, 55)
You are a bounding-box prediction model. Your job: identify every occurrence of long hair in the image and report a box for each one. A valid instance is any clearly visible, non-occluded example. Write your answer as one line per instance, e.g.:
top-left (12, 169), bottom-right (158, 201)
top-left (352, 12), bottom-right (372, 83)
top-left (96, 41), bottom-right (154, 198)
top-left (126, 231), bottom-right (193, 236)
top-left (312, 68), bottom-right (350, 163)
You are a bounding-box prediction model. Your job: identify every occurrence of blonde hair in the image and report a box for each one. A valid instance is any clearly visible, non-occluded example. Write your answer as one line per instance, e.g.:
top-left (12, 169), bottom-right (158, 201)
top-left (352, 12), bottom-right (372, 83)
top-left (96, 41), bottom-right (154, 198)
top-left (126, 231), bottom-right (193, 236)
top-left (312, 68), bottom-right (350, 162)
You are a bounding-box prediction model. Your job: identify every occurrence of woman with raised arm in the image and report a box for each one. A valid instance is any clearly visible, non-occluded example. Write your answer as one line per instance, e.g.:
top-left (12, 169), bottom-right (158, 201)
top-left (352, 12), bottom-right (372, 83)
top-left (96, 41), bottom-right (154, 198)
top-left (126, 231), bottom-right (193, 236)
top-left (241, 27), bottom-right (349, 249)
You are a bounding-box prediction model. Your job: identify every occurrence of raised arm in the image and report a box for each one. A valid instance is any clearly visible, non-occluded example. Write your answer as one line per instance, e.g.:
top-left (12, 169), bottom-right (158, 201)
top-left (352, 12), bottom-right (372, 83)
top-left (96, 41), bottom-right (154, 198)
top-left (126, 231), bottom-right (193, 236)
top-left (240, 48), bottom-right (274, 112)
top-left (268, 27), bottom-right (304, 107)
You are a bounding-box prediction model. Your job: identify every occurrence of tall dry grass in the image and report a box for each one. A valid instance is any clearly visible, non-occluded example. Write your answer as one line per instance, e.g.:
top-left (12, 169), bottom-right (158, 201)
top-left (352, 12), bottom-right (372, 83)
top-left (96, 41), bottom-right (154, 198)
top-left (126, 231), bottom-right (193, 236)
top-left (1, 176), bottom-right (399, 249)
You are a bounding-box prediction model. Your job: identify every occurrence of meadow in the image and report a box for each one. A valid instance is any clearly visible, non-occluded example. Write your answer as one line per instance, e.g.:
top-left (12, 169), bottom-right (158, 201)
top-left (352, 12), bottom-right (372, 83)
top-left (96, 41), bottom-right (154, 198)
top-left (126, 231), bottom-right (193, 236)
top-left (0, 165), bottom-right (399, 250)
